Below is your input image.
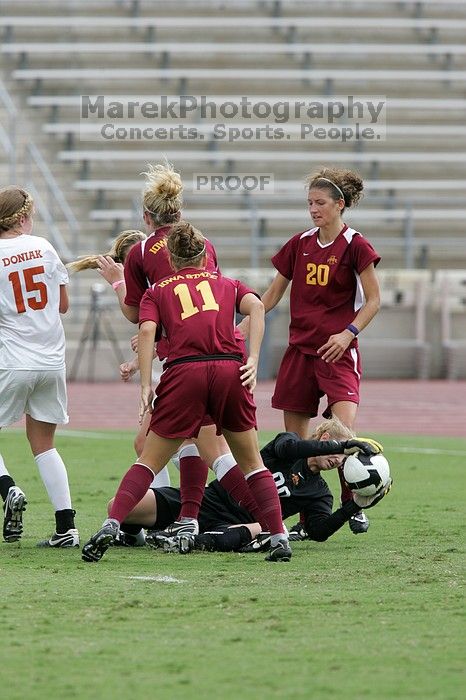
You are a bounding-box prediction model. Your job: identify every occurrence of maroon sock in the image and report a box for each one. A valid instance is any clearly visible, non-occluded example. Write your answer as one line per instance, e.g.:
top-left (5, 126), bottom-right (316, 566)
top-left (246, 469), bottom-right (284, 537)
top-left (338, 465), bottom-right (353, 504)
top-left (179, 456), bottom-right (208, 520)
top-left (219, 465), bottom-right (268, 530)
top-left (109, 463), bottom-right (153, 523)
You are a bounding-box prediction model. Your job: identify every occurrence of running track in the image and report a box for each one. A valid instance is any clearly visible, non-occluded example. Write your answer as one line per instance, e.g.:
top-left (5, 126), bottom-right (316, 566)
top-left (60, 380), bottom-right (466, 438)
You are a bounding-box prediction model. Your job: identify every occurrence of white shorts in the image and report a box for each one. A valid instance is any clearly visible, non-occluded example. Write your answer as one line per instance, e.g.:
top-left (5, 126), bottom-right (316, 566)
top-left (0, 368), bottom-right (69, 427)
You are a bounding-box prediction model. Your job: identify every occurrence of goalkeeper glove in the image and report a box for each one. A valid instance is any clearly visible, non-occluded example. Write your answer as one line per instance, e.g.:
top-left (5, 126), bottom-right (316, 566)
top-left (343, 437), bottom-right (384, 456)
top-left (353, 478), bottom-right (393, 509)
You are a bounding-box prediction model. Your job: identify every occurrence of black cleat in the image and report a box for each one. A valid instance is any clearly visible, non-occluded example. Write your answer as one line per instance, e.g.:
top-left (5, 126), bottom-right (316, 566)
top-left (265, 539), bottom-right (292, 562)
top-left (146, 519), bottom-right (199, 549)
top-left (3, 486), bottom-right (27, 542)
top-left (81, 520), bottom-right (119, 562)
top-left (288, 522), bottom-right (307, 541)
top-left (239, 532), bottom-right (272, 553)
top-left (112, 530), bottom-right (145, 547)
top-left (37, 528), bottom-right (79, 548)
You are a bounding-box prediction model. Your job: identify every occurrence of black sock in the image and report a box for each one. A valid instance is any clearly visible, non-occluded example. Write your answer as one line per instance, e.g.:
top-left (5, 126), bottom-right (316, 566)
top-left (120, 523), bottom-right (143, 535)
top-left (198, 526), bottom-right (252, 552)
top-left (0, 475), bottom-right (15, 502)
top-left (55, 509), bottom-right (76, 533)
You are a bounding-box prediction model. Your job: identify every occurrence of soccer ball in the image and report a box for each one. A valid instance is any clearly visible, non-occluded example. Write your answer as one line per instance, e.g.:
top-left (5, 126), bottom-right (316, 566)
top-left (343, 453), bottom-right (390, 496)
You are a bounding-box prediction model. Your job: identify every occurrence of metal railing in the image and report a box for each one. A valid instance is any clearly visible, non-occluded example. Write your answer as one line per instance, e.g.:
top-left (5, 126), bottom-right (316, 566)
top-left (0, 79), bottom-right (17, 182)
top-left (24, 141), bottom-right (79, 260)
top-left (1, 79), bottom-right (79, 260)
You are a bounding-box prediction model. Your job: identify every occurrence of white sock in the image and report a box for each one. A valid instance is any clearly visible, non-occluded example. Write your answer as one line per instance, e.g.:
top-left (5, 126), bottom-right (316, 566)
top-left (178, 444), bottom-right (200, 459)
top-left (271, 533), bottom-right (289, 546)
top-left (34, 448), bottom-right (72, 511)
top-left (150, 466), bottom-right (171, 488)
top-left (171, 452), bottom-right (181, 471)
top-left (211, 453), bottom-right (237, 480)
top-left (245, 467), bottom-right (267, 480)
top-left (0, 453), bottom-right (11, 477)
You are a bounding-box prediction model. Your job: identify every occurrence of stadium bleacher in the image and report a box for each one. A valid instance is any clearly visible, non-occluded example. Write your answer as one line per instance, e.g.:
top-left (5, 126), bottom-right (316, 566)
top-left (1, 0), bottom-right (465, 378)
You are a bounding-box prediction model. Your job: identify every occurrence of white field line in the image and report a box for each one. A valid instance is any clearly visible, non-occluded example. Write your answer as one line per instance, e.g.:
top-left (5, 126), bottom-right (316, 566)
top-left (9, 428), bottom-right (464, 456)
top-left (124, 575), bottom-right (186, 583)
top-left (391, 447), bottom-right (466, 456)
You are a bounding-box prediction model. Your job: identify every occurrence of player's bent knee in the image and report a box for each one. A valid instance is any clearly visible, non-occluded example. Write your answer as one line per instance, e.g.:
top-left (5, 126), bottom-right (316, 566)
top-left (308, 528), bottom-right (329, 542)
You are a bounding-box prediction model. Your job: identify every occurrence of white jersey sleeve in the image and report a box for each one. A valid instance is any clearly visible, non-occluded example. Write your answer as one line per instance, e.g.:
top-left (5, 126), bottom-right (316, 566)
top-left (0, 234), bottom-right (68, 370)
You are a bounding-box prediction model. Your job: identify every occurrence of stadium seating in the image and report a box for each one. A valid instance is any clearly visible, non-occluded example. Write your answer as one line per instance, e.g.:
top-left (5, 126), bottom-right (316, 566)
top-left (2, 0), bottom-right (466, 377)
top-left (224, 268), bottom-right (433, 379)
top-left (359, 270), bottom-right (432, 379)
top-left (433, 270), bottom-right (466, 379)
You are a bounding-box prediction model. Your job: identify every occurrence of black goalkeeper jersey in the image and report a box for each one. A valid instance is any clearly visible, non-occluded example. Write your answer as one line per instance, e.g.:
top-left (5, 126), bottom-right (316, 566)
top-left (199, 432), bottom-right (334, 532)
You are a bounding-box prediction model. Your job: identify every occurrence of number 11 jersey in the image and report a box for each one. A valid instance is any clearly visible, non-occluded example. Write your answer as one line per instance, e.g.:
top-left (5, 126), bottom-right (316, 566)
top-left (139, 268), bottom-right (256, 363)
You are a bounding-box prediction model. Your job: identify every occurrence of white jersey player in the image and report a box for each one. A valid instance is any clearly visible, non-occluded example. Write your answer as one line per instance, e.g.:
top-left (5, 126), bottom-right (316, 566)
top-left (0, 186), bottom-right (78, 547)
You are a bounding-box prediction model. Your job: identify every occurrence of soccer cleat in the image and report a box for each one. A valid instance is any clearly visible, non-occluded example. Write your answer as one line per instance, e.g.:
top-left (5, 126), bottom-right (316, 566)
top-left (3, 486), bottom-right (27, 542)
top-left (161, 535), bottom-right (181, 553)
top-left (265, 539), bottom-right (292, 562)
top-left (81, 521), bottom-right (119, 562)
top-left (112, 530), bottom-right (145, 547)
top-left (239, 532), bottom-right (272, 553)
top-left (146, 519), bottom-right (199, 549)
top-left (37, 528), bottom-right (80, 548)
top-left (150, 532), bottom-right (214, 554)
top-left (177, 533), bottom-right (196, 554)
top-left (288, 522), bottom-right (307, 541)
top-left (349, 511), bottom-right (370, 534)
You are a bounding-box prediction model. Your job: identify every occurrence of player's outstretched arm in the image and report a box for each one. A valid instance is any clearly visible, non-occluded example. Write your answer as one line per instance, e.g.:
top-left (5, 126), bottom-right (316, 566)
top-left (273, 432), bottom-right (340, 459)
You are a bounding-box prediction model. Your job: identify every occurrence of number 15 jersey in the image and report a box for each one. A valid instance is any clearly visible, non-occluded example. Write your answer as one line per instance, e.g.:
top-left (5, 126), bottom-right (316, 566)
top-left (0, 234), bottom-right (68, 370)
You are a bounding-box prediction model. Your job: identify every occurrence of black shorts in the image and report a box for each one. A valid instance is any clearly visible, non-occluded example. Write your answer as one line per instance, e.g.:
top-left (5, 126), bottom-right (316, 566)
top-left (199, 480), bottom-right (255, 531)
top-left (152, 487), bottom-right (181, 530)
top-left (151, 483), bottom-right (254, 533)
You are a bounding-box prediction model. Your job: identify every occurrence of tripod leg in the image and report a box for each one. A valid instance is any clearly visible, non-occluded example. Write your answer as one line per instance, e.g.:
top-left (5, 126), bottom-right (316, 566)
top-left (68, 311), bottom-right (93, 381)
top-left (101, 315), bottom-right (126, 366)
top-left (88, 312), bottom-right (100, 383)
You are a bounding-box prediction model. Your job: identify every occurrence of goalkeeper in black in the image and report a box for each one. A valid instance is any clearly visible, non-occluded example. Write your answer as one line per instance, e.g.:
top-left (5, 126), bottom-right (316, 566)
top-left (112, 416), bottom-right (390, 554)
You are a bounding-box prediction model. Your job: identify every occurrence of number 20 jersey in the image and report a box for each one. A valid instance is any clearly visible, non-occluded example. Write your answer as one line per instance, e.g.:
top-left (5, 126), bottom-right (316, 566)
top-left (0, 234), bottom-right (68, 370)
top-left (272, 225), bottom-right (380, 355)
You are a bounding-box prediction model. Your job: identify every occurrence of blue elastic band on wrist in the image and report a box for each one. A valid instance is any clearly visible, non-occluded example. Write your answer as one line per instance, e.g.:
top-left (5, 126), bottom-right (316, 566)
top-left (347, 324), bottom-right (359, 336)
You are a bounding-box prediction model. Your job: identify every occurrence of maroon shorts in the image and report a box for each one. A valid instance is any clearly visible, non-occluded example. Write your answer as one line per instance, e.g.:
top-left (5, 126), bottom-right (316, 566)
top-left (149, 359), bottom-right (257, 439)
top-left (272, 344), bottom-right (361, 418)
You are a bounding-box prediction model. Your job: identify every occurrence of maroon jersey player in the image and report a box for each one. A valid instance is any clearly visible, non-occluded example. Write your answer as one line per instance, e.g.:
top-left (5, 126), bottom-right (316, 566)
top-left (82, 221), bottom-right (291, 563)
top-left (124, 225), bottom-right (218, 311)
top-left (239, 166), bottom-right (381, 535)
top-left (95, 162), bottom-right (263, 540)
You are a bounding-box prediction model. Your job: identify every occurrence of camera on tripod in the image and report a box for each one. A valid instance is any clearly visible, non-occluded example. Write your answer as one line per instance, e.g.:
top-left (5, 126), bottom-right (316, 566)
top-left (90, 283), bottom-right (109, 312)
top-left (68, 283), bottom-right (125, 382)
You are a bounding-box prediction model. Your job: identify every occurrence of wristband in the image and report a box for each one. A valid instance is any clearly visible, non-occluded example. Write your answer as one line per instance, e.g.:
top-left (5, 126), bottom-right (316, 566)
top-left (346, 323), bottom-right (359, 336)
top-left (112, 280), bottom-right (125, 291)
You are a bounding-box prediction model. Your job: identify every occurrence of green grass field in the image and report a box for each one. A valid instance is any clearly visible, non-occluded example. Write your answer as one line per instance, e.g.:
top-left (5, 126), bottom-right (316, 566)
top-left (1, 429), bottom-right (464, 700)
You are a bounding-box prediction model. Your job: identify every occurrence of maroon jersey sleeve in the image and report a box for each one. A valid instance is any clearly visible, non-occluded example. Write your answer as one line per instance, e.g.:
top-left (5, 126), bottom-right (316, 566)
top-left (138, 287), bottom-right (160, 326)
top-left (271, 233), bottom-right (301, 280)
top-left (124, 242), bottom-right (148, 307)
top-left (205, 238), bottom-right (219, 272)
top-left (235, 280), bottom-right (260, 312)
top-left (350, 234), bottom-right (381, 273)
